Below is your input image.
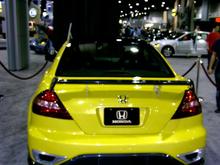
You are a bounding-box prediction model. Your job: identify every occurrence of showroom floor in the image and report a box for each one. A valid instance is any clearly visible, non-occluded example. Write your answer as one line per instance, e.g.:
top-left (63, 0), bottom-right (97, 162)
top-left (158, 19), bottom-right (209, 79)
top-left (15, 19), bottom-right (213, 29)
top-left (0, 48), bottom-right (220, 165)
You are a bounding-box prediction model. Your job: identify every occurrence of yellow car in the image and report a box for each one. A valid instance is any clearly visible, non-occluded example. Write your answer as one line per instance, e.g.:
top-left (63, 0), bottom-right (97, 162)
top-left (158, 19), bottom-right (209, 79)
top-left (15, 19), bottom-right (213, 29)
top-left (27, 38), bottom-right (206, 165)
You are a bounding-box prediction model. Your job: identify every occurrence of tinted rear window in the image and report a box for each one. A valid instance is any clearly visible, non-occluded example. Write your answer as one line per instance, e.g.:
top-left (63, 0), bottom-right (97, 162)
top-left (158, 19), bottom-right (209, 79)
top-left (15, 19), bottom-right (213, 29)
top-left (56, 39), bottom-right (175, 77)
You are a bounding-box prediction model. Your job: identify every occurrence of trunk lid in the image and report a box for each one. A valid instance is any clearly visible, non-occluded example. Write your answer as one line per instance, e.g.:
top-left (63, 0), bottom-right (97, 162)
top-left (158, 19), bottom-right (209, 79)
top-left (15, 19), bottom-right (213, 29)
top-left (54, 78), bottom-right (190, 135)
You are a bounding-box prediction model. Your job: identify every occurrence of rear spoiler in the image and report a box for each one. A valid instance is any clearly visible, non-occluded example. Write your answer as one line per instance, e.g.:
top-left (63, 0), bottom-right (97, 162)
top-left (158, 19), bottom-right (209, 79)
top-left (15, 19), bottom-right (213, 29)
top-left (56, 78), bottom-right (194, 87)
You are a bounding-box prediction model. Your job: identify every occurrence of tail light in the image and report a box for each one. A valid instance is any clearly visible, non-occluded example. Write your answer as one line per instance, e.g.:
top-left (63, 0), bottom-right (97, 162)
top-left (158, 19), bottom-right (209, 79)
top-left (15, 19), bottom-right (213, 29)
top-left (32, 90), bottom-right (72, 119)
top-left (172, 90), bottom-right (201, 119)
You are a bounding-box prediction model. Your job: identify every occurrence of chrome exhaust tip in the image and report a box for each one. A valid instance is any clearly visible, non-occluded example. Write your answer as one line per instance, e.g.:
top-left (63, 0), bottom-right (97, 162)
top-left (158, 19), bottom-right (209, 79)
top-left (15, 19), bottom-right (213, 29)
top-left (32, 150), bottom-right (67, 165)
top-left (177, 148), bottom-right (205, 164)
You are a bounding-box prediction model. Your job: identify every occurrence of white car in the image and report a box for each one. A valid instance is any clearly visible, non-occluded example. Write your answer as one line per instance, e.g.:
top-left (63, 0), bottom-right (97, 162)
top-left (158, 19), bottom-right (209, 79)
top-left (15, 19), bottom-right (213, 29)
top-left (151, 31), bottom-right (209, 57)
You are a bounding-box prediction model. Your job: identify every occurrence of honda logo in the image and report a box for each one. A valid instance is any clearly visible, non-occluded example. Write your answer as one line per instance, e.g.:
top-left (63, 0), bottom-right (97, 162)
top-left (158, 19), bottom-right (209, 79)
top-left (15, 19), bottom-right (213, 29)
top-left (116, 110), bottom-right (128, 120)
top-left (118, 95), bottom-right (128, 104)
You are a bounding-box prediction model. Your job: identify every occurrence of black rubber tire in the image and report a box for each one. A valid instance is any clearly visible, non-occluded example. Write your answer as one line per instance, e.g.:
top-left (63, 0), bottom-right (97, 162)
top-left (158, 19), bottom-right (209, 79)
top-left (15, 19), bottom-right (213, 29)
top-left (161, 46), bottom-right (175, 57)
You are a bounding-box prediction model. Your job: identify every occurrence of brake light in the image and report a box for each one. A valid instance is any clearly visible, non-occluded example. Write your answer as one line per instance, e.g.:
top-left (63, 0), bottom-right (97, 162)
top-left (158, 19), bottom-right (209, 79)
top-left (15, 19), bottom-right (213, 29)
top-left (32, 90), bottom-right (72, 119)
top-left (172, 90), bottom-right (201, 119)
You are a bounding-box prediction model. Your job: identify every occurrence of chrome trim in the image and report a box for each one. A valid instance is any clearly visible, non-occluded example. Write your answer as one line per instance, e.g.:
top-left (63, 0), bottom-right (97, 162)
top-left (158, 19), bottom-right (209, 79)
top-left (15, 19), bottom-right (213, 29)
top-left (177, 148), bottom-right (205, 164)
top-left (32, 150), bottom-right (67, 165)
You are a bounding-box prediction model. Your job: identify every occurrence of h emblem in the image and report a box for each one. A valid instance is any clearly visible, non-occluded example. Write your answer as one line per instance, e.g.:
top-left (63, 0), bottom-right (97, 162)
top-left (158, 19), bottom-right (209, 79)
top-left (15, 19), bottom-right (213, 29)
top-left (116, 110), bottom-right (128, 120)
top-left (118, 95), bottom-right (128, 104)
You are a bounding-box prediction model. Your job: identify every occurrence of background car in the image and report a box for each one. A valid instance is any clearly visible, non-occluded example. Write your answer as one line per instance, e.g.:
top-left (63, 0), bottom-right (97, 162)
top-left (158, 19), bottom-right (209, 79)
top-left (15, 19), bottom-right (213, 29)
top-left (30, 24), bottom-right (55, 55)
top-left (27, 38), bottom-right (206, 165)
top-left (151, 31), bottom-right (209, 57)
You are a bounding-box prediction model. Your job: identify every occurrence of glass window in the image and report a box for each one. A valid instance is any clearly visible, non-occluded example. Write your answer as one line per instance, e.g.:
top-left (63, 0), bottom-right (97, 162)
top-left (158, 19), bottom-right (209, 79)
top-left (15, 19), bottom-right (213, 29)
top-left (56, 39), bottom-right (175, 78)
top-left (197, 33), bottom-right (208, 40)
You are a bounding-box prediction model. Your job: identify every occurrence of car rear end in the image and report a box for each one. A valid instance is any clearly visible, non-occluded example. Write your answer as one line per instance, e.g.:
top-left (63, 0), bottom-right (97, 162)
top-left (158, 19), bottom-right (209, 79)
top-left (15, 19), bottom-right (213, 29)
top-left (27, 39), bottom-right (206, 165)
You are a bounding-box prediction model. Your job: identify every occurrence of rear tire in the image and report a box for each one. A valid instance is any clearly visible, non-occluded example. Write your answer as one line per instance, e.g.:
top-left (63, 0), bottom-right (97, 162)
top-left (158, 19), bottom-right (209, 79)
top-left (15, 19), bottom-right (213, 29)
top-left (161, 46), bottom-right (175, 57)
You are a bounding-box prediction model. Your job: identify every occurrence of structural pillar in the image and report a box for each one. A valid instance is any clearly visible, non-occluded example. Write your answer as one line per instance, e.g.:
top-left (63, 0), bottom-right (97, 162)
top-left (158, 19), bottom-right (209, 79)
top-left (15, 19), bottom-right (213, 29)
top-left (174, 0), bottom-right (179, 30)
top-left (163, 11), bottom-right (168, 25)
top-left (5, 0), bottom-right (29, 70)
top-left (201, 0), bottom-right (209, 21)
top-left (188, 0), bottom-right (195, 31)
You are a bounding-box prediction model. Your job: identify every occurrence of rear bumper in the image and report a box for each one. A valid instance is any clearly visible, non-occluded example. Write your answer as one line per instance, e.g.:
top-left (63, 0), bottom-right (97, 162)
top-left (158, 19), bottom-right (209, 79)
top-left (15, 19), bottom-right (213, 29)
top-left (28, 126), bottom-right (206, 165)
top-left (28, 153), bottom-right (205, 165)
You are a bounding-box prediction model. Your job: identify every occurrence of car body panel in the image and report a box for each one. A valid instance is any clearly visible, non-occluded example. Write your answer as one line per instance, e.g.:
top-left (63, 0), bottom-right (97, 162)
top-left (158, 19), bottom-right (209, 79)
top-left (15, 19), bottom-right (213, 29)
top-left (28, 112), bottom-right (206, 164)
top-left (53, 83), bottom-right (188, 135)
top-left (27, 39), bottom-right (206, 165)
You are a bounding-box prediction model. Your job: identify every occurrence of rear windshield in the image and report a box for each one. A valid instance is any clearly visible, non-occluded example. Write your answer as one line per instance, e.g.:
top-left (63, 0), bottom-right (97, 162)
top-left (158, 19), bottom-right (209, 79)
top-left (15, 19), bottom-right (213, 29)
top-left (56, 39), bottom-right (175, 77)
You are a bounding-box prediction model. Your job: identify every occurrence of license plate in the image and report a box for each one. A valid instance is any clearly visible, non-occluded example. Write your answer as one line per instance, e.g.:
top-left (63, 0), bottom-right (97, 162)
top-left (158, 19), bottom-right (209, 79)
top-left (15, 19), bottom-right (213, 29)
top-left (104, 108), bottom-right (139, 125)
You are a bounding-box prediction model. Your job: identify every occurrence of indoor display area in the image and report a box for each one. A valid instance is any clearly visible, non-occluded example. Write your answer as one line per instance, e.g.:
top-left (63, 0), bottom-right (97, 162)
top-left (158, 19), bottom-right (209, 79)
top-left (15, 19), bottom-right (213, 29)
top-left (1, 0), bottom-right (220, 165)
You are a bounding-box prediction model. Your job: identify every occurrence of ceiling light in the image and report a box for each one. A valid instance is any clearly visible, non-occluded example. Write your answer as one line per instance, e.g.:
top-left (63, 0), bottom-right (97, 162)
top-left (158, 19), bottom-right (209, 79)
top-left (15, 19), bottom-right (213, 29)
top-left (118, 0), bottom-right (122, 4)
top-left (136, 3), bottom-right (139, 6)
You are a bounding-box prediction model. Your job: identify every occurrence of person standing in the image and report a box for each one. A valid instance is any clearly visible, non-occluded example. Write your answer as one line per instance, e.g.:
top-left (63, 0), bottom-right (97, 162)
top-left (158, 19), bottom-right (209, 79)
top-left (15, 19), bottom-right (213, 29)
top-left (208, 38), bottom-right (220, 113)
top-left (192, 26), bottom-right (200, 52)
top-left (206, 25), bottom-right (220, 69)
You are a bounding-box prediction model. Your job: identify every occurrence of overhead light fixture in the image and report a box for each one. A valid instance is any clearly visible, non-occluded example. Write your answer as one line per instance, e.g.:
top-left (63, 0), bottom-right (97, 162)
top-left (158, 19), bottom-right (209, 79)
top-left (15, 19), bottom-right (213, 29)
top-left (130, 6), bottom-right (133, 9)
top-left (151, 5), bottom-right (155, 8)
top-left (136, 3), bottom-right (139, 6)
top-left (118, 0), bottom-right (122, 4)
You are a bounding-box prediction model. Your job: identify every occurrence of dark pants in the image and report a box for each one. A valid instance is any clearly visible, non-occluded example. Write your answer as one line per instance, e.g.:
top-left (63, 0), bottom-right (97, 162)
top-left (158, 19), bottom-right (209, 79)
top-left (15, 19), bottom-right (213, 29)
top-left (207, 51), bottom-right (211, 69)
top-left (215, 68), bottom-right (220, 110)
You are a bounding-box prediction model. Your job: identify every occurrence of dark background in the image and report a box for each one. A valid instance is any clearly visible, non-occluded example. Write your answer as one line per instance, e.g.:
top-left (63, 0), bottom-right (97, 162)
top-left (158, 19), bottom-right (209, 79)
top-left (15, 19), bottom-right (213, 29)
top-left (52, 0), bottom-right (120, 50)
